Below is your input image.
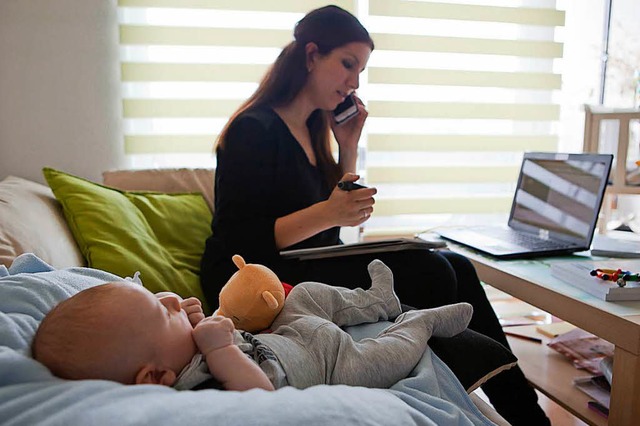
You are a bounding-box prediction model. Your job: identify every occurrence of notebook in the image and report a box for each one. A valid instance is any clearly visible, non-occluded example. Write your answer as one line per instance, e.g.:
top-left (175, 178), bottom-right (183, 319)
top-left (436, 152), bottom-right (613, 259)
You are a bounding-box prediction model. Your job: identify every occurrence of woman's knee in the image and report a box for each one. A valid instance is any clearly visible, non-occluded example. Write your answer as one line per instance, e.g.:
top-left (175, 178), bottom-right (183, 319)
top-left (440, 251), bottom-right (481, 286)
top-left (382, 250), bottom-right (458, 308)
top-left (440, 251), bottom-right (475, 274)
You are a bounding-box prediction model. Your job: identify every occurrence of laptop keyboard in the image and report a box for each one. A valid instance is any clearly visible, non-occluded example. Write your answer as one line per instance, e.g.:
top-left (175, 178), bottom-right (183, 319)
top-left (491, 229), bottom-right (572, 250)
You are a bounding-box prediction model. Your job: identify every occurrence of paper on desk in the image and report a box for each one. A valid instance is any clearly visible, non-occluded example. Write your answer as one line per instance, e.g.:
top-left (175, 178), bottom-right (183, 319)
top-left (548, 328), bottom-right (614, 374)
top-left (536, 322), bottom-right (576, 338)
top-left (573, 376), bottom-right (611, 408)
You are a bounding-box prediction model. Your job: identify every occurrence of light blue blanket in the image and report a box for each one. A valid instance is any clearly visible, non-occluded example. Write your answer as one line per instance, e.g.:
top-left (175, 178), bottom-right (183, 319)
top-left (0, 254), bottom-right (495, 425)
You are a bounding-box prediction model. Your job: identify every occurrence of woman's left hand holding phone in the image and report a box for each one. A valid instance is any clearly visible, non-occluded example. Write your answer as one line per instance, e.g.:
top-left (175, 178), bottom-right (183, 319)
top-left (331, 94), bottom-right (368, 172)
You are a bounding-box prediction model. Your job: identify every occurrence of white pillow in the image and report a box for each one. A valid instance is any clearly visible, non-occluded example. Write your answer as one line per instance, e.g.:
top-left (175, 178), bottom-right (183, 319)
top-left (0, 176), bottom-right (84, 269)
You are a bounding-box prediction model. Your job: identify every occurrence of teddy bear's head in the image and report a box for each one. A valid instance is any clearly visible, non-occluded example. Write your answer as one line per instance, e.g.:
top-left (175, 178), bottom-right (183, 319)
top-left (215, 254), bottom-right (285, 333)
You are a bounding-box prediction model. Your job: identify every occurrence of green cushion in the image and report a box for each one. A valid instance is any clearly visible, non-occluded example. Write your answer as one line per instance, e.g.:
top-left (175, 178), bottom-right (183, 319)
top-left (43, 167), bottom-right (212, 313)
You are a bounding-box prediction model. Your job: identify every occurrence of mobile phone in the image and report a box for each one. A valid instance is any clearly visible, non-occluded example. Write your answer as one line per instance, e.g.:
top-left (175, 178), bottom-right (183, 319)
top-left (333, 94), bottom-right (359, 125)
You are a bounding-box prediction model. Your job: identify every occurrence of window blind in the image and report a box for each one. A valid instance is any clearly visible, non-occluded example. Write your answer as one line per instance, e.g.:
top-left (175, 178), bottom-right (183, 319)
top-left (117, 0), bottom-right (565, 236)
top-left (118, 0), bottom-right (354, 165)
top-left (363, 0), bottom-right (564, 235)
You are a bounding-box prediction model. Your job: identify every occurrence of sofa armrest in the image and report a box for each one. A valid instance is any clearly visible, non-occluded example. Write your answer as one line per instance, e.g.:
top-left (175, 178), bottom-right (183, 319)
top-left (430, 328), bottom-right (517, 393)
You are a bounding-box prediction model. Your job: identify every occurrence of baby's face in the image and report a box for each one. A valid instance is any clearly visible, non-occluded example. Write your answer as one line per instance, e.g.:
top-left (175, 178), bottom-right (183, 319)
top-left (115, 285), bottom-right (198, 379)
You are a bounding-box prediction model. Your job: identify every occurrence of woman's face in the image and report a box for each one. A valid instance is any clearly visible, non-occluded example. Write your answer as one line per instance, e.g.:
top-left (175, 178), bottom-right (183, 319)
top-left (306, 41), bottom-right (372, 111)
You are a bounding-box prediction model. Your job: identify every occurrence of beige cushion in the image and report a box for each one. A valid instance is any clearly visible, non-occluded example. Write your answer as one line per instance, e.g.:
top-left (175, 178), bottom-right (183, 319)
top-left (103, 168), bottom-right (215, 213)
top-left (0, 176), bottom-right (85, 268)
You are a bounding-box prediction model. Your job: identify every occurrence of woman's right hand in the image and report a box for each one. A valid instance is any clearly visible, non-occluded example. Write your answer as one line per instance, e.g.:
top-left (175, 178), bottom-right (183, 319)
top-left (274, 173), bottom-right (376, 249)
top-left (326, 173), bottom-right (377, 227)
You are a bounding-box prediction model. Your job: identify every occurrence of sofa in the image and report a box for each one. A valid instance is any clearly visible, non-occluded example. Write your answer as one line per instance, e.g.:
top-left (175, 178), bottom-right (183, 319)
top-left (0, 168), bottom-right (513, 425)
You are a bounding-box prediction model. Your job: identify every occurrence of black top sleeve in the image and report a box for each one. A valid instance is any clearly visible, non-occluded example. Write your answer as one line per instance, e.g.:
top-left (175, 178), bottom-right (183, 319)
top-left (213, 113), bottom-right (280, 262)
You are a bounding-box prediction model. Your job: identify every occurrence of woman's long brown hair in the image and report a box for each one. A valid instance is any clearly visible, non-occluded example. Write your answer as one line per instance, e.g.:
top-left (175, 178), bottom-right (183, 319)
top-left (215, 5), bottom-right (374, 188)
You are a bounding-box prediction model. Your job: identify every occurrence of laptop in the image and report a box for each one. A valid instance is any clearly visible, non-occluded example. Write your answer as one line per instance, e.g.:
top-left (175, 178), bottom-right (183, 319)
top-left (436, 152), bottom-right (613, 259)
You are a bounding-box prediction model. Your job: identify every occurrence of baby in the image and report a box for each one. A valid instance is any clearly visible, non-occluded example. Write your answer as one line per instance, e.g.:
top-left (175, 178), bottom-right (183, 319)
top-left (32, 260), bottom-right (472, 391)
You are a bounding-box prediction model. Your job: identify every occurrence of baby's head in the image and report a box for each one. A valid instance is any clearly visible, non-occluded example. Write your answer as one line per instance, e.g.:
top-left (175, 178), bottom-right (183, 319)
top-left (32, 282), bottom-right (197, 386)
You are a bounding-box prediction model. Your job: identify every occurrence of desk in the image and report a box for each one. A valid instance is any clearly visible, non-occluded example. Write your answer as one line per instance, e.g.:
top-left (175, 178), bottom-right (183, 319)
top-left (447, 243), bottom-right (640, 426)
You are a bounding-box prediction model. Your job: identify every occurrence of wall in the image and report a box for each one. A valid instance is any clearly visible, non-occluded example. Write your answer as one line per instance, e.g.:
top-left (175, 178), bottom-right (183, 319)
top-left (0, 0), bottom-right (123, 184)
top-left (557, 0), bottom-right (639, 152)
top-left (557, 0), bottom-right (605, 152)
top-left (603, 0), bottom-right (640, 108)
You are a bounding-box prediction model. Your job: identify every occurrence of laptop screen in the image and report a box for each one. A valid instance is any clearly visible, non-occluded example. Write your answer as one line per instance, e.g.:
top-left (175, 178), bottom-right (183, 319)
top-left (509, 152), bottom-right (613, 244)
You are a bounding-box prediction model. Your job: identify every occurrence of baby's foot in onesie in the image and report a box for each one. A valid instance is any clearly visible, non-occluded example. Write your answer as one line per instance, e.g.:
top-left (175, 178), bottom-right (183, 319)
top-left (367, 259), bottom-right (402, 318)
top-left (394, 303), bottom-right (473, 338)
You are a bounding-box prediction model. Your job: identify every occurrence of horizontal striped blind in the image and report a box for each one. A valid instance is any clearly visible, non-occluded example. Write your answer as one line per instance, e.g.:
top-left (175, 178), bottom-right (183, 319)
top-left (363, 0), bottom-right (564, 234)
top-left (118, 0), bottom-right (354, 158)
top-left (118, 0), bottom-right (565, 235)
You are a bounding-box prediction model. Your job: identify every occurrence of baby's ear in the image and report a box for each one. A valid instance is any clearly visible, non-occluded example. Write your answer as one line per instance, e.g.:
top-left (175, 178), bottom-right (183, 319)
top-left (135, 364), bottom-right (177, 386)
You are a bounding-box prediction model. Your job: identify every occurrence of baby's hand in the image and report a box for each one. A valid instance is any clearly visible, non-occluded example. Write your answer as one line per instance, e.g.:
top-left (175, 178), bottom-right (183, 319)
top-left (181, 297), bottom-right (205, 327)
top-left (193, 316), bottom-right (236, 355)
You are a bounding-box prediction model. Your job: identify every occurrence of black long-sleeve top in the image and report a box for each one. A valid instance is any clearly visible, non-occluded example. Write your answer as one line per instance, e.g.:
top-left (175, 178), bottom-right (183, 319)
top-left (200, 106), bottom-right (340, 305)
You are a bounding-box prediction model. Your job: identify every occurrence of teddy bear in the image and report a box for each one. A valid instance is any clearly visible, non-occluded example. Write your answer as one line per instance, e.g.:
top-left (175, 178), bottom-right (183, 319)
top-left (215, 254), bottom-right (290, 333)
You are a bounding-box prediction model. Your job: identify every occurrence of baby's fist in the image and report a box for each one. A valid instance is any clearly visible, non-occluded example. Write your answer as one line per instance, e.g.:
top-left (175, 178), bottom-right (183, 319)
top-left (193, 316), bottom-right (236, 355)
top-left (181, 297), bottom-right (205, 327)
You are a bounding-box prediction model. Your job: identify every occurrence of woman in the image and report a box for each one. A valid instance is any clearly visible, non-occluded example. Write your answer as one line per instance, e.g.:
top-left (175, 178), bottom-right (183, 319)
top-left (201, 5), bottom-right (549, 425)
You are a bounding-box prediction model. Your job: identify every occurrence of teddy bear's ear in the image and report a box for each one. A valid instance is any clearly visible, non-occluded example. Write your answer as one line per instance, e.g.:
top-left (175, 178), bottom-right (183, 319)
top-left (261, 291), bottom-right (280, 310)
top-left (232, 254), bottom-right (246, 270)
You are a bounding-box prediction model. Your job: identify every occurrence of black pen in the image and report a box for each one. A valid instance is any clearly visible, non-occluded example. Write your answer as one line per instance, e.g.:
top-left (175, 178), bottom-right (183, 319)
top-left (504, 331), bottom-right (542, 344)
top-left (337, 181), bottom-right (367, 191)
